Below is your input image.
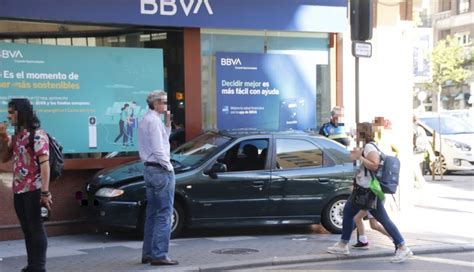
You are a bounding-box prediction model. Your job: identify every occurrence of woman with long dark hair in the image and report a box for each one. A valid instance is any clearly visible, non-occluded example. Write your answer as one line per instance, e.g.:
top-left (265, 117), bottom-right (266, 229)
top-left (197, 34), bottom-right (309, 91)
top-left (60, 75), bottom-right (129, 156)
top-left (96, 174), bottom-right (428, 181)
top-left (1, 98), bottom-right (51, 272)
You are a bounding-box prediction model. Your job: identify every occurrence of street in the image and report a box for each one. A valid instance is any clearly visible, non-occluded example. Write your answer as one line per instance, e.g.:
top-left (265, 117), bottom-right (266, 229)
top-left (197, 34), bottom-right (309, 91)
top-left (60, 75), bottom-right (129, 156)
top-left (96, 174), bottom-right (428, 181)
top-left (238, 252), bottom-right (474, 271)
top-left (0, 172), bottom-right (472, 271)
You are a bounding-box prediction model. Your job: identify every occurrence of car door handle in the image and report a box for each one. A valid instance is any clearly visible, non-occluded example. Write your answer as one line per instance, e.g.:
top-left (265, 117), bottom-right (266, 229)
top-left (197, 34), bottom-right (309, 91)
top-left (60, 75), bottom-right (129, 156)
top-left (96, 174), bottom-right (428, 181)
top-left (252, 181), bottom-right (265, 187)
top-left (317, 178), bottom-right (330, 184)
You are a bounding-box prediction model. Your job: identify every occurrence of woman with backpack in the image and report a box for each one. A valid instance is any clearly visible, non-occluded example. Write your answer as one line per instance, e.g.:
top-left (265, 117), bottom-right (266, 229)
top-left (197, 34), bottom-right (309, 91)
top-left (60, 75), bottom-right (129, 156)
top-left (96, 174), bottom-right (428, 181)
top-left (326, 122), bottom-right (413, 263)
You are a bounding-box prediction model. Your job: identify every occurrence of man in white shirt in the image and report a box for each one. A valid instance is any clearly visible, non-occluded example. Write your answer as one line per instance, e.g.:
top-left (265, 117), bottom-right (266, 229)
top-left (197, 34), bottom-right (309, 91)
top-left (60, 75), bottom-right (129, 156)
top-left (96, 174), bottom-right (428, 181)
top-left (138, 90), bottom-right (178, 266)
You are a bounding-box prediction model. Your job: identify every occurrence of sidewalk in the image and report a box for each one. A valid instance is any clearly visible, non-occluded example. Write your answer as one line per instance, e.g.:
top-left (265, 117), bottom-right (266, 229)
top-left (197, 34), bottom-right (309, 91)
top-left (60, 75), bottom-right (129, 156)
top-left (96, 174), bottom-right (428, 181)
top-left (1, 177), bottom-right (473, 271)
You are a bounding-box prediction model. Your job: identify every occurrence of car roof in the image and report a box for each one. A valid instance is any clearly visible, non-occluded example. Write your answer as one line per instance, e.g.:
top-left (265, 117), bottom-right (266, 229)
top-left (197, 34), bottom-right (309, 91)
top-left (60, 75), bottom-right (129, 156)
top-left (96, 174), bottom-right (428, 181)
top-left (215, 129), bottom-right (321, 138)
top-left (416, 112), bottom-right (450, 118)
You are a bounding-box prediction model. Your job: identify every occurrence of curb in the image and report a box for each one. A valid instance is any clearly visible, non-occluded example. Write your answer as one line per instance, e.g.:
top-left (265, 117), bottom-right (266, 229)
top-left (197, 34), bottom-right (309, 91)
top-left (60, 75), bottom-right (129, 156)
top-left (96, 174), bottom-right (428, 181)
top-left (154, 243), bottom-right (474, 271)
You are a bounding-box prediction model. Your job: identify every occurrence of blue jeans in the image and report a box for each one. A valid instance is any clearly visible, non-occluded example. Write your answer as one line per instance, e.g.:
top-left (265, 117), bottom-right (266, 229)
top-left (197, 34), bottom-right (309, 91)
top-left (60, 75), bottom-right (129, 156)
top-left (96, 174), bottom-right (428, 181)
top-left (341, 194), bottom-right (405, 248)
top-left (142, 165), bottom-right (175, 260)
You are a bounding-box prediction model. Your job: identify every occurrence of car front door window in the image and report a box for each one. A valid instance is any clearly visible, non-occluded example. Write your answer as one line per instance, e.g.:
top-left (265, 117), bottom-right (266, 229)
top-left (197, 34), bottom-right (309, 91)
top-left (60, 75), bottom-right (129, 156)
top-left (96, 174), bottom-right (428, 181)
top-left (218, 139), bottom-right (269, 172)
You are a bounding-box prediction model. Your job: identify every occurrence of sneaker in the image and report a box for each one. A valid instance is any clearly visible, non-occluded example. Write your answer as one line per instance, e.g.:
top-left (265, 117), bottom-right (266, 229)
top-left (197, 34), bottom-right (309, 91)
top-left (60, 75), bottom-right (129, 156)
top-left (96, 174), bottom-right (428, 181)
top-left (390, 247), bottom-right (414, 263)
top-left (327, 242), bottom-right (350, 255)
top-left (351, 241), bottom-right (370, 250)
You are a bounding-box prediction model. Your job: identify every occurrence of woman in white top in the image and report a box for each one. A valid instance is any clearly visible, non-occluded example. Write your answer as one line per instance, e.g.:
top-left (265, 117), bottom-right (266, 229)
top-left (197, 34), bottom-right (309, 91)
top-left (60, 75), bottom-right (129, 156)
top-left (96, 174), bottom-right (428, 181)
top-left (326, 122), bottom-right (413, 263)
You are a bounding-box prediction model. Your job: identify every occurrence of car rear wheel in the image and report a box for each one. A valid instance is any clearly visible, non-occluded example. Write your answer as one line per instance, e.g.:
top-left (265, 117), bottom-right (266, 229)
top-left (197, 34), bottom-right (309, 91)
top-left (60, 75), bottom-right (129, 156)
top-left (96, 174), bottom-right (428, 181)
top-left (321, 196), bottom-right (347, 234)
top-left (137, 200), bottom-right (185, 239)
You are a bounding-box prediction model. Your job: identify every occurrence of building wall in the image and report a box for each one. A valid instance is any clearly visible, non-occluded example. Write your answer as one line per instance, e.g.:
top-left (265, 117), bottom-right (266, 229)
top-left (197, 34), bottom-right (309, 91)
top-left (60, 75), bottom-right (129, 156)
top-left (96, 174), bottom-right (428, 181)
top-left (0, 1), bottom-right (347, 240)
top-left (0, 158), bottom-right (137, 240)
top-left (0, 170), bottom-right (96, 240)
top-left (430, 0), bottom-right (474, 110)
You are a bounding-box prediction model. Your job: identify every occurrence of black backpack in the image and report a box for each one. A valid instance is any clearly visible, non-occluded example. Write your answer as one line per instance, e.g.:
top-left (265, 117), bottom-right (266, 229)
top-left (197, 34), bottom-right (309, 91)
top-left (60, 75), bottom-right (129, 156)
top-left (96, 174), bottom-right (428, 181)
top-left (29, 131), bottom-right (64, 182)
top-left (46, 134), bottom-right (64, 181)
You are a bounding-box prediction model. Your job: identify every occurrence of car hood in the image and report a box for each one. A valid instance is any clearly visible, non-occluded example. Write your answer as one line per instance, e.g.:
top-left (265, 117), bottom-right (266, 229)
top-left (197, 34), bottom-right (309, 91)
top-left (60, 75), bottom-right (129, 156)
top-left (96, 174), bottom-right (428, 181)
top-left (90, 160), bottom-right (190, 186)
top-left (442, 133), bottom-right (474, 146)
top-left (91, 160), bottom-right (145, 186)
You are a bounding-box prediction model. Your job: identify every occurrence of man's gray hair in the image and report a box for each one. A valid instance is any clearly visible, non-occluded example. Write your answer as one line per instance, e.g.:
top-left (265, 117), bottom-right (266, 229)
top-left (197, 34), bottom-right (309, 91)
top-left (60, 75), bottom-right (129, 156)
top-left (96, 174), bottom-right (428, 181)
top-left (146, 90), bottom-right (167, 109)
top-left (331, 106), bottom-right (343, 117)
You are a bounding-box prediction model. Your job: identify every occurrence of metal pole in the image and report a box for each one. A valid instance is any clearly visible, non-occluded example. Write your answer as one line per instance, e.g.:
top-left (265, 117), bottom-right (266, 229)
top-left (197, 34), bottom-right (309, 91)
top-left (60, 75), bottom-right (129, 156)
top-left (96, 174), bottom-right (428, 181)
top-left (355, 56), bottom-right (360, 125)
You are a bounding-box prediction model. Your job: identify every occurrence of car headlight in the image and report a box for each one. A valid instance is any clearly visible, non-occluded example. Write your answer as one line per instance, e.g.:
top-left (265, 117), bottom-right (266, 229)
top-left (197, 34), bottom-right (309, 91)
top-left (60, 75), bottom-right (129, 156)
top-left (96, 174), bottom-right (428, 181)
top-left (444, 139), bottom-right (471, 151)
top-left (95, 188), bottom-right (124, 198)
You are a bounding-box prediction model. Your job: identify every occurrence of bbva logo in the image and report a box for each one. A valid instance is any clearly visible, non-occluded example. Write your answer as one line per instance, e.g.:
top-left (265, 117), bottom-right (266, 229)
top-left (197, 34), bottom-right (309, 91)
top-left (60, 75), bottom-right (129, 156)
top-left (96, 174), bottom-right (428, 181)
top-left (0, 49), bottom-right (24, 59)
top-left (141, 0), bottom-right (214, 16)
top-left (221, 58), bottom-right (242, 66)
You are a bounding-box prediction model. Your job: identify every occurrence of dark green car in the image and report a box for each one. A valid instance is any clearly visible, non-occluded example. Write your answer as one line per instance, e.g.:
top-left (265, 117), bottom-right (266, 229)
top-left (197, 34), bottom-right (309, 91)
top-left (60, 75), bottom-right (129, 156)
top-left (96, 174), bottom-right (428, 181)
top-left (83, 131), bottom-right (355, 238)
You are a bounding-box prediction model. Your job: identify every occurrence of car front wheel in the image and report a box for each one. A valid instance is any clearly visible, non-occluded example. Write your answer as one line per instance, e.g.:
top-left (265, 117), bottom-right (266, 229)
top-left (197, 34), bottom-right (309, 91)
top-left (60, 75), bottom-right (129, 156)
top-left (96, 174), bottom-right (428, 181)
top-left (430, 155), bottom-right (447, 175)
top-left (321, 196), bottom-right (347, 234)
top-left (171, 201), bottom-right (185, 239)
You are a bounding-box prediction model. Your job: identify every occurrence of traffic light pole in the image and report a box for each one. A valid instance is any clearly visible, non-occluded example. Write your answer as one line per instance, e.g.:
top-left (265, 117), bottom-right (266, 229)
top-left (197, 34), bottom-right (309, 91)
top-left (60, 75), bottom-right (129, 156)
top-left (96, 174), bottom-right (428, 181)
top-left (355, 56), bottom-right (360, 125)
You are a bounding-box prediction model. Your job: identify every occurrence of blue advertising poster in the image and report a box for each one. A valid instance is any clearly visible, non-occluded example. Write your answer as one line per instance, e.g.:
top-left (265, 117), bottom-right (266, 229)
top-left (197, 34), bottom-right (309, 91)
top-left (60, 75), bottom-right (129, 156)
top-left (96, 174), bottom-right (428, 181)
top-left (216, 52), bottom-right (316, 131)
top-left (0, 43), bottom-right (164, 153)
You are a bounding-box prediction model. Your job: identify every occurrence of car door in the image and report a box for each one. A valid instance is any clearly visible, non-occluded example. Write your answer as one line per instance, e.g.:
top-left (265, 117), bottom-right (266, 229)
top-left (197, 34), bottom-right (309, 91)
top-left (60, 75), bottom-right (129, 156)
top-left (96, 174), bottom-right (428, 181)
top-left (269, 137), bottom-right (345, 217)
top-left (189, 138), bottom-right (272, 220)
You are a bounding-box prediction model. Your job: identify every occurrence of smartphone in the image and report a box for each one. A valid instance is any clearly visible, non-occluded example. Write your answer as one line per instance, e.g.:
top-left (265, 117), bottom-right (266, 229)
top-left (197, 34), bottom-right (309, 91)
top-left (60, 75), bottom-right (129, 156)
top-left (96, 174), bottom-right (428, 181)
top-left (0, 121), bottom-right (8, 134)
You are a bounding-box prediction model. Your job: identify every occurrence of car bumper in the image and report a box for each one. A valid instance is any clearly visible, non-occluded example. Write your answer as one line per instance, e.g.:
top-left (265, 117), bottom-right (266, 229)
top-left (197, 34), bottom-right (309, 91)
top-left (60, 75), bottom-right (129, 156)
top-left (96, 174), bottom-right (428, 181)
top-left (83, 195), bottom-right (141, 229)
top-left (444, 151), bottom-right (474, 171)
top-left (445, 159), bottom-right (474, 171)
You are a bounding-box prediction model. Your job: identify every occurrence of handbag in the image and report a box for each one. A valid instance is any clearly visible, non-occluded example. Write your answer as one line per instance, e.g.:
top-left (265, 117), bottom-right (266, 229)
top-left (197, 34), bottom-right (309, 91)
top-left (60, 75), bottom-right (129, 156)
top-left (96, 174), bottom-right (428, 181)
top-left (349, 185), bottom-right (377, 210)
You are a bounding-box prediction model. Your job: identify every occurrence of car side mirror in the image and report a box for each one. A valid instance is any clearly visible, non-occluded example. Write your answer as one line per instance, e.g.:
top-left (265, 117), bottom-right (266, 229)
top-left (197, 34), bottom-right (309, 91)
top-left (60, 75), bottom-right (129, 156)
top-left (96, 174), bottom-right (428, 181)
top-left (204, 163), bottom-right (227, 179)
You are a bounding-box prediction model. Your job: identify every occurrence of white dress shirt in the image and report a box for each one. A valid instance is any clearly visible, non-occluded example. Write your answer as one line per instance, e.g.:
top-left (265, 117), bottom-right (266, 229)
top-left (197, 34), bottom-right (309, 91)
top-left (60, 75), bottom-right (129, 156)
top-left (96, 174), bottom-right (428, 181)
top-left (138, 110), bottom-right (173, 171)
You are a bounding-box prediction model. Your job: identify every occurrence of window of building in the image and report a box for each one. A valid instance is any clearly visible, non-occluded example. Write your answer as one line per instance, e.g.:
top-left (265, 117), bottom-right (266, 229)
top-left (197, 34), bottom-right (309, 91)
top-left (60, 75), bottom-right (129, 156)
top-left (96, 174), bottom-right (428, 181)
top-left (458, 0), bottom-right (470, 13)
top-left (457, 32), bottom-right (472, 45)
top-left (275, 138), bottom-right (333, 169)
top-left (0, 21), bottom-right (184, 159)
top-left (440, 0), bottom-right (452, 12)
top-left (200, 29), bottom-right (330, 131)
top-left (439, 29), bottom-right (451, 40)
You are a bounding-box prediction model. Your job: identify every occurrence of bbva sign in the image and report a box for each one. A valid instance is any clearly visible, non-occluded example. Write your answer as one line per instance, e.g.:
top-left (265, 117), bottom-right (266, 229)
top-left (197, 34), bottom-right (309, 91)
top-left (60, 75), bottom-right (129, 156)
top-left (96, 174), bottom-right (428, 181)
top-left (141, 0), bottom-right (214, 16)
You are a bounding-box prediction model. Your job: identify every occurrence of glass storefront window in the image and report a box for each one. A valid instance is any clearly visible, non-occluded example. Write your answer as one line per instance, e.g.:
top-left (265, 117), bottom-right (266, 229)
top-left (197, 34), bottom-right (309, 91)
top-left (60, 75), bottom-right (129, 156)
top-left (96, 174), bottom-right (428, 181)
top-left (0, 21), bottom-right (184, 158)
top-left (201, 29), bottom-right (330, 131)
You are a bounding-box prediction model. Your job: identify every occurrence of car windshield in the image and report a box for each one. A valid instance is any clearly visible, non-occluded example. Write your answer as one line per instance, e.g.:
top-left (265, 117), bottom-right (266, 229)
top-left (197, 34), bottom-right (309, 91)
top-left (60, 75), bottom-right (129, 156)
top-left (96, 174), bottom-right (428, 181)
top-left (420, 116), bottom-right (474, 135)
top-left (171, 132), bottom-right (232, 168)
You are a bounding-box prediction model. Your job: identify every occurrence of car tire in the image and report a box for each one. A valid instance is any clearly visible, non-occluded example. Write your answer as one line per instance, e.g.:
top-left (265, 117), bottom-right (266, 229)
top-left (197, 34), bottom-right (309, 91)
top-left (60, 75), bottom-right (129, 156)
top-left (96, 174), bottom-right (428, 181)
top-left (171, 201), bottom-right (185, 239)
top-left (321, 196), bottom-right (347, 234)
top-left (430, 155), bottom-right (447, 176)
top-left (137, 201), bottom-right (185, 239)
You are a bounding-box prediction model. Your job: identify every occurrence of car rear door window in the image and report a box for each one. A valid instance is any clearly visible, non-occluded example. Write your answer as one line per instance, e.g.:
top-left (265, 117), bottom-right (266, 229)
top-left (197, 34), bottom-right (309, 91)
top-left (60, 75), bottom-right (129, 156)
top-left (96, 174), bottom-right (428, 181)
top-left (275, 139), bottom-right (334, 169)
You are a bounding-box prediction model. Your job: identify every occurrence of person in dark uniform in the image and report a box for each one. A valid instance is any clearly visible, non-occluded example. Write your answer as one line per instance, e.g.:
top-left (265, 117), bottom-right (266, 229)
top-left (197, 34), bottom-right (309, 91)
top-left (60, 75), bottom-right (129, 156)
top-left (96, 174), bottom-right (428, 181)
top-left (319, 106), bottom-right (350, 147)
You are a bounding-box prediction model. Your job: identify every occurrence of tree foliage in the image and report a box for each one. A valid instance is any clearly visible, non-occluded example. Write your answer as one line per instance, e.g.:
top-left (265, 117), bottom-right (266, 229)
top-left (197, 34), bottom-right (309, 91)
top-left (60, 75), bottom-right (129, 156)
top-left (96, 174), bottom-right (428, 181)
top-left (428, 36), bottom-right (472, 91)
